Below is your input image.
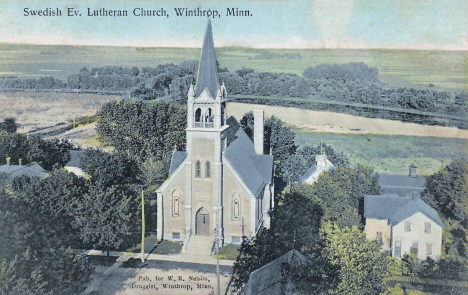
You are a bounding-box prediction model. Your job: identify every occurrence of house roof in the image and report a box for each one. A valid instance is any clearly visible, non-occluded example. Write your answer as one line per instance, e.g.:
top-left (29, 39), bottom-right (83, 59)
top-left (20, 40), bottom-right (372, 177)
top-left (195, 19), bottom-right (219, 98)
top-left (364, 194), bottom-right (444, 228)
top-left (379, 174), bottom-right (426, 197)
top-left (0, 163), bottom-right (48, 180)
top-left (298, 156), bottom-right (335, 184)
top-left (224, 118), bottom-right (273, 196)
top-left (379, 174), bottom-right (426, 188)
top-left (66, 150), bottom-right (85, 168)
top-left (169, 151), bottom-right (187, 175)
top-left (244, 250), bottom-right (309, 295)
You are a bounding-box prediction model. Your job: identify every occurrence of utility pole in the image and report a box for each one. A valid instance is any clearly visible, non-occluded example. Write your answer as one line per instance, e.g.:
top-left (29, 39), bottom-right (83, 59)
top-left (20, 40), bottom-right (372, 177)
top-left (215, 223), bottom-right (221, 295)
top-left (141, 190), bottom-right (145, 263)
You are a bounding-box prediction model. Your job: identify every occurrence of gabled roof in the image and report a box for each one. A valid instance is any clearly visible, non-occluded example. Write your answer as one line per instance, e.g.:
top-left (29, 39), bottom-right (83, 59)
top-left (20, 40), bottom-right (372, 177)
top-left (364, 194), bottom-right (444, 228)
top-left (298, 156), bottom-right (335, 184)
top-left (244, 250), bottom-right (309, 295)
top-left (379, 174), bottom-right (426, 188)
top-left (0, 163), bottom-right (48, 180)
top-left (169, 151), bottom-right (187, 175)
top-left (389, 196), bottom-right (444, 228)
top-left (379, 174), bottom-right (426, 197)
top-left (195, 19), bottom-right (219, 98)
top-left (224, 117), bottom-right (273, 197)
top-left (66, 150), bottom-right (85, 168)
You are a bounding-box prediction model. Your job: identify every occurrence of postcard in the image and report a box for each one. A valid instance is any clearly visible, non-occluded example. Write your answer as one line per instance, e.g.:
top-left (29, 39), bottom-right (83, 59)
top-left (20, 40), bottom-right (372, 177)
top-left (0, 0), bottom-right (467, 294)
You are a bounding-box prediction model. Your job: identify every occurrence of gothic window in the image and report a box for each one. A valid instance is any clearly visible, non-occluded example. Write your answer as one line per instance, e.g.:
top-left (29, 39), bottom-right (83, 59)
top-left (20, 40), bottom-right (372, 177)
top-left (195, 108), bottom-right (201, 122)
top-left (206, 108), bottom-right (213, 122)
top-left (233, 194), bottom-right (240, 219)
top-left (195, 161), bottom-right (201, 178)
top-left (205, 161), bottom-right (211, 178)
top-left (172, 190), bottom-right (180, 217)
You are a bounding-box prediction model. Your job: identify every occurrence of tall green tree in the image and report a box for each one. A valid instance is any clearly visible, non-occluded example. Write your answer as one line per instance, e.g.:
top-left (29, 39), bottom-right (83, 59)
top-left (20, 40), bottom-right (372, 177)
top-left (320, 223), bottom-right (391, 295)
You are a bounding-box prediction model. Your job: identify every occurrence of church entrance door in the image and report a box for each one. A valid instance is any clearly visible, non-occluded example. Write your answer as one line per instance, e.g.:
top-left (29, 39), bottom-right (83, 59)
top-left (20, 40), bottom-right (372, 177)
top-left (195, 207), bottom-right (210, 235)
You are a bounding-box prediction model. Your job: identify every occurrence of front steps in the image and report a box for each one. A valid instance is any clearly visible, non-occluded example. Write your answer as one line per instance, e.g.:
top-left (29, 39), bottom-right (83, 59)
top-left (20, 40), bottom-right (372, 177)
top-left (184, 235), bottom-right (214, 255)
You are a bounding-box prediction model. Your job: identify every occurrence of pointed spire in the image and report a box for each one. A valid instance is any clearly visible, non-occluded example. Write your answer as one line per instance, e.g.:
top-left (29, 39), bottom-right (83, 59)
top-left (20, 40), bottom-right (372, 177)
top-left (195, 19), bottom-right (220, 98)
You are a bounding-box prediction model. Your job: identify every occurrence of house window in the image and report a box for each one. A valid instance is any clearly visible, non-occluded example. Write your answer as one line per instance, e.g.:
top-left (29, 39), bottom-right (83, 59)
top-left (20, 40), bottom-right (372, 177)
top-left (424, 222), bottom-right (431, 234)
top-left (205, 161), bottom-right (211, 178)
top-left (395, 241), bottom-right (401, 258)
top-left (172, 232), bottom-right (180, 240)
top-left (426, 243), bottom-right (433, 256)
top-left (195, 161), bottom-right (201, 178)
top-left (405, 221), bottom-right (411, 232)
top-left (376, 232), bottom-right (383, 246)
top-left (411, 242), bottom-right (418, 255)
top-left (172, 191), bottom-right (180, 217)
top-left (232, 236), bottom-right (241, 244)
top-left (233, 194), bottom-right (240, 219)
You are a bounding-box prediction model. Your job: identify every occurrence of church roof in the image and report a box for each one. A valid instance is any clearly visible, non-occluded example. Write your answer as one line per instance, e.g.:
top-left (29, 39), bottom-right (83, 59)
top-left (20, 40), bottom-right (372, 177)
top-left (224, 116), bottom-right (273, 196)
top-left (169, 151), bottom-right (187, 175)
top-left (364, 194), bottom-right (444, 227)
top-left (195, 19), bottom-right (219, 98)
top-left (243, 250), bottom-right (309, 295)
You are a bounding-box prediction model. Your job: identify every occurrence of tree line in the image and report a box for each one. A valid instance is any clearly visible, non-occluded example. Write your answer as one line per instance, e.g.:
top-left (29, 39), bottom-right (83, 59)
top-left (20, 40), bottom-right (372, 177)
top-left (1, 61), bottom-right (466, 118)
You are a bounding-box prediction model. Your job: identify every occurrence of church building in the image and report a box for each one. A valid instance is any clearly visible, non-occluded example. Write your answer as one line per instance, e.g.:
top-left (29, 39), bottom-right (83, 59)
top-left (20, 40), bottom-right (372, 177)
top-left (156, 21), bottom-right (274, 252)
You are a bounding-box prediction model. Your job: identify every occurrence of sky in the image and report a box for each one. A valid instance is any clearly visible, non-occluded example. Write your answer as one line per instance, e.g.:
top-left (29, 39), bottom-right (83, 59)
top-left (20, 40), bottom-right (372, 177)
top-left (0, 0), bottom-right (467, 50)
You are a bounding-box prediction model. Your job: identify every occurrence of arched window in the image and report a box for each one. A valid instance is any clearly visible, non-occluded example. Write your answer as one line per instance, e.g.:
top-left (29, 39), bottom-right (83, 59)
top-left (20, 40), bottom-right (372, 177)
top-left (195, 108), bottom-right (201, 122)
top-left (172, 190), bottom-right (180, 217)
top-left (206, 108), bottom-right (213, 122)
top-left (195, 161), bottom-right (201, 178)
top-left (233, 194), bottom-right (240, 219)
top-left (205, 161), bottom-right (211, 178)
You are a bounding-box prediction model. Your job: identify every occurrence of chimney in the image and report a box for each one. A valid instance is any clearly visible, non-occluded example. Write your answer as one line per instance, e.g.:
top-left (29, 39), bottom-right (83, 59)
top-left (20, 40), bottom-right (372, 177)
top-left (6, 157), bottom-right (11, 166)
top-left (253, 110), bottom-right (264, 154)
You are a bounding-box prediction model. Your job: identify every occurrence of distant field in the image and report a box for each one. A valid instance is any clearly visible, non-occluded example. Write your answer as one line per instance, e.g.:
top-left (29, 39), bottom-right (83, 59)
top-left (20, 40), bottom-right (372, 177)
top-left (0, 92), bottom-right (118, 132)
top-left (0, 43), bottom-right (466, 92)
top-left (294, 129), bottom-right (468, 176)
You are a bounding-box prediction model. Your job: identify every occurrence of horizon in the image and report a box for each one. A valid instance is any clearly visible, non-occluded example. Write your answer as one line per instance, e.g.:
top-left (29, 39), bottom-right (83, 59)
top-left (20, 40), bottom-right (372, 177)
top-left (1, 0), bottom-right (467, 51)
top-left (1, 41), bottom-right (468, 52)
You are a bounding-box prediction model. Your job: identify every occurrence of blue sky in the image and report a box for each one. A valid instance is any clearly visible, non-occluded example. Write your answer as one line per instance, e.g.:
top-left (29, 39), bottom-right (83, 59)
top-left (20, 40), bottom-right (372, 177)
top-left (0, 0), bottom-right (466, 49)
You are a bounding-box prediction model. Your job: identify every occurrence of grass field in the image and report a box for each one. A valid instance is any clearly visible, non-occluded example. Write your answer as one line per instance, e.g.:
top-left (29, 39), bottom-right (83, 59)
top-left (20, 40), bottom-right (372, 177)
top-left (294, 128), bottom-right (468, 176)
top-left (0, 43), bottom-right (466, 92)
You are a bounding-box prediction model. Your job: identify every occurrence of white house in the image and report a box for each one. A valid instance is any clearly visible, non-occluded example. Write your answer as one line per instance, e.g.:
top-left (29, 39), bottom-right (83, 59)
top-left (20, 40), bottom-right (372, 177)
top-left (298, 154), bottom-right (335, 185)
top-left (364, 194), bottom-right (444, 261)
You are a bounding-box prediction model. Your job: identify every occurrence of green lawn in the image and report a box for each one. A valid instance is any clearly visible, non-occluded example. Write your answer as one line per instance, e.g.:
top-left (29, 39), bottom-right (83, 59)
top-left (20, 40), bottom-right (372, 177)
top-left (294, 128), bottom-right (468, 176)
top-left (0, 43), bottom-right (466, 92)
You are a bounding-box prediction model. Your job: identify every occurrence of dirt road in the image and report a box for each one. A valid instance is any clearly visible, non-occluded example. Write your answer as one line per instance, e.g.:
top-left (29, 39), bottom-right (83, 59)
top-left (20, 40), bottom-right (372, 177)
top-left (226, 103), bottom-right (468, 139)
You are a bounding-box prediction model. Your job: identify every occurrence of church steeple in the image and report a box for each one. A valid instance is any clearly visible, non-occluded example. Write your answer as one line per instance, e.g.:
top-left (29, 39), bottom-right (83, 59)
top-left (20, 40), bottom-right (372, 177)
top-left (195, 19), bottom-right (219, 98)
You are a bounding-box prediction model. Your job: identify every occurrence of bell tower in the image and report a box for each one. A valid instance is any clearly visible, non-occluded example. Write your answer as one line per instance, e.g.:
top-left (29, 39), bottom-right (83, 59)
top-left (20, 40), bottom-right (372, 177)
top-left (184, 19), bottom-right (228, 242)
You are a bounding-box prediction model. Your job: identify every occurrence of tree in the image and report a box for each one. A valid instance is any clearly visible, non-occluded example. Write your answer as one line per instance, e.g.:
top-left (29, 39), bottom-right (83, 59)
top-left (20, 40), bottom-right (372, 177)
top-left (321, 223), bottom-right (391, 295)
top-left (0, 117), bottom-right (18, 133)
top-left (421, 159), bottom-right (468, 265)
top-left (0, 171), bottom-right (92, 294)
top-left (230, 188), bottom-right (323, 293)
top-left (81, 149), bottom-right (140, 187)
top-left (74, 184), bottom-right (140, 256)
